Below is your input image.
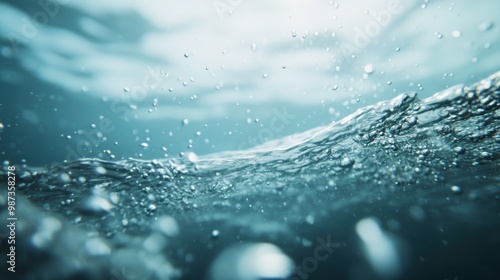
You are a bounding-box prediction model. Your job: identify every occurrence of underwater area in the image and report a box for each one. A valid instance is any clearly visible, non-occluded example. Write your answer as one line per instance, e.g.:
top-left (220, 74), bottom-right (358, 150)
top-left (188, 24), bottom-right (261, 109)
top-left (0, 0), bottom-right (499, 279)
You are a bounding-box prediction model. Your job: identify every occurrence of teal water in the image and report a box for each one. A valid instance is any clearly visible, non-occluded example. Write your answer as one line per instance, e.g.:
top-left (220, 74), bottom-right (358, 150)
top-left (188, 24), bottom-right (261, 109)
top-left (1, 1), bottom-right (500, 279)
top-left (2, 71), bottom-right (500, 279)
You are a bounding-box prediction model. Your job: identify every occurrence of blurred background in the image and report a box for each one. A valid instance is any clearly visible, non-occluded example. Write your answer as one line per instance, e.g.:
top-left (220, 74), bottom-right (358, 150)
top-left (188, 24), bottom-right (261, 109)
top-left (0, 0), bottom-right (498, 166)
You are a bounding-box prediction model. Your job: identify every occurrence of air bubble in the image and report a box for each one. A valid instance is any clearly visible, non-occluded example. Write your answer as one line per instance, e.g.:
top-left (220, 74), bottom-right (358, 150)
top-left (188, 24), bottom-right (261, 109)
top-left (451, 30), bottom-right (461, 38)
top-left (251, 43), bottom-right (257, 51)
top-left (182, 119), bottom-right (189, 126)
top-left (364, 64), bottom-right (374, 74)
top-left (141, 142), bottom-right (149, 149)
top-left (340, 158), bottom-right (354, 167)
top-left (450, 186), bottom-right (462, 194)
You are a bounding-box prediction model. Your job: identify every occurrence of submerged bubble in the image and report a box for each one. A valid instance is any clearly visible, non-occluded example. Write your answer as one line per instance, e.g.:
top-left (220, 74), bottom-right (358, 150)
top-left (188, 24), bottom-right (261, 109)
top-left (187, 152), bottom-right (199, 163)
top-left (478, 21), bottom-right (494, 32)
top-left (31, 217), bottom-right (62, 248)
top-left (209, 243), bottom-right (293, 280)
top-left (94, 166), bottom-right (107, 175)
top-left (0, 122), bottom-right (4, 132)
top-left (156, 216), bottom-right (180, 237)
top-left (85, 238), bottom-right (111, 256)
top-left (77, 195), bottom-right (113, 215)
top-left (182, 119), bottom-right (189, 126)
top-left (364, 64), bottom-right (374, 74)
top-left (450, 185), bottom-right (462, 194)
top-left (451, 30), bottom-right (462, 38)
top-left (211, 230), bottom-right (220, 239)
top-left (141, 142), bottom-right (149, 149)
top-left (340, 158), bottom-right (355, 167)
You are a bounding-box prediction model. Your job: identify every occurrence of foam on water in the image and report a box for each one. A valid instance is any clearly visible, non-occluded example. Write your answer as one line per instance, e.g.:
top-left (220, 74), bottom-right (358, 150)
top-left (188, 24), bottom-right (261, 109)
top-left (1, 71), bottom-right (500, 280)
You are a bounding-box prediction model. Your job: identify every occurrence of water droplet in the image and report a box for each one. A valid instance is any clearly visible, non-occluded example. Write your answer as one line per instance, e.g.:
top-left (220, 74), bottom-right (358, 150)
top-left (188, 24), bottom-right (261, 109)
top-left (450, 185), bottom-right (462, 194)
top-left (31, 217), bottom-right (62, 248)
top-left (478, 21), bottom-right (494, 32)
top-left (453, 146), bottom-right (464, 154)
top-left (78, 195), bottom-right (113, 215)
top-left (209, 243), bottom-right (293, 280)
top-left (94, 166), bottom-right (107, 175)
top-left (451, 30), bottom-right (461, 38)
top-left (340, 157), bottom-right (354, 167)
top-left (85, 238), bottom-right (111, 256)
top-left (187, 152), bottom-right (199, 163)
top-left (251, 43), bottom-right (257, 51)
top-left (59, 173), bottom-right (71, 183)
top-left (364, 64), bottom-right (374, 74)
top-left (305, 215), bottom-right (315, 224)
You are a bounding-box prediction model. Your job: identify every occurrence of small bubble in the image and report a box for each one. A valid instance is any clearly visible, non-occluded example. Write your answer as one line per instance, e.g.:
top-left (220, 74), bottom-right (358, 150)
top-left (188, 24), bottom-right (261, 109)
top-left (182, 119), bottom-right (189, 126)
top-left (211, 230), bottom-right (220, 239)
top-left (0, 122), bottom-right (3, 132)
top-left (94, 166), bottom-right (107, 175)
top-left (478, 21), bottom-right (494, 32)
top-left (123, 87), bottom-right (130, 92)
top-left (251, 43), bottom-right (257, 51)
top-left (387, 81), bottom-right (392, 85)
top-left (140, 142), bottom-right (149, 149)
top-left (262, 73), bottom-right (268, 79)
top-left (340, 157), bottom-right (354, 167)
top-left (305, 215), bottom-right (315, 225)
top-left (450, 185), bottom-right (462, 194)
top-left (187, 152), bottom-right (199, 163)
top-left (453, 146), bottom-right (464, 154)
top-left (364, 64), bottom-right (374, 74)
top-left (148, 204), bottom-right (157, 211)
top-left (59, 173), bottom-right (71, 183)
top-left (332, 85), bottom-right (338, 90)
top-left (435, 32), bottom-right (443, 39)
top-left (184, 53), bottom-right (189, 58)
top-left (451, 30), bottom-right (461, 38)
